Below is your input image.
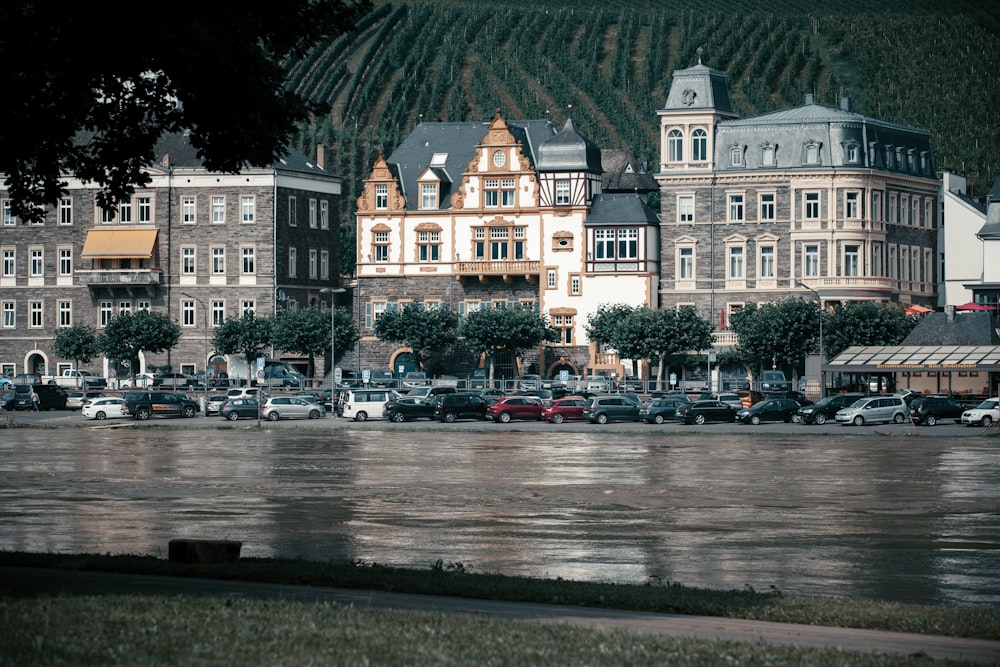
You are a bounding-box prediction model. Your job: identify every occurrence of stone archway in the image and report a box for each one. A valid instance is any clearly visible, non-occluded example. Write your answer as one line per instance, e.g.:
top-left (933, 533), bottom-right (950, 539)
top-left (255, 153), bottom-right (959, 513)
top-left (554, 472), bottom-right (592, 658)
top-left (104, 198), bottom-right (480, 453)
top-left (546, 358), bottom-right (579, 378)
top-left (24, 350), bottom-right (48, 376)
top-left (389, 349), bottom-right (417, 377)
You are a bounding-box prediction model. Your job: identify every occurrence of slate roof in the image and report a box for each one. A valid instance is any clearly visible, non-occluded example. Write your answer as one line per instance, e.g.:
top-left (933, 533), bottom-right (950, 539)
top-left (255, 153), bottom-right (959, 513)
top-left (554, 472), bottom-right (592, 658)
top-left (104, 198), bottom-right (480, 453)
top-left (600, 149), bottom-right (657, 193)
top-left (900, 312), bottom-right (1000, 346)
top-left (980, 177), bottom-right (1000, 239)
top-left (535, 118), bottom-right (602, 172)
top-left (584, 193), bottom-right (660, 226)
top-left (143, 132), bottom-right (327, 176)
top-left (663, 63), bottom-right (735, 114)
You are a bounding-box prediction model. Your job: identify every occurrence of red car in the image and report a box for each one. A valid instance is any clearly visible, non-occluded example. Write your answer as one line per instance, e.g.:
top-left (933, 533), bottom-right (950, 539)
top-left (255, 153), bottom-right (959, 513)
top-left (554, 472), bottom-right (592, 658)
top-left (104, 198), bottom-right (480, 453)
top-left (486, 396), bottom-right (545, 423)
top-left (540, 396), bottom-right (589, 424)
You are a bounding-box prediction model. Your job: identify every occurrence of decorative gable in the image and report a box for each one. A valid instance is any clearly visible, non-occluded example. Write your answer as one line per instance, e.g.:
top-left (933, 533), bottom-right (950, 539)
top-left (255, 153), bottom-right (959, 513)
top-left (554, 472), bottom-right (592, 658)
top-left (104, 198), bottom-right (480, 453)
top-left (357, 154), bottom-right (405, 212)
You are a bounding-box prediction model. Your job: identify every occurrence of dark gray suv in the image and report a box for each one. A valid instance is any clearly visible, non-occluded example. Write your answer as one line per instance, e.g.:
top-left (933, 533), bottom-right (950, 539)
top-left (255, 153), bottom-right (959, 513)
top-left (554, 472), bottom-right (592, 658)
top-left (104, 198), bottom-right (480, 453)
top-left (434, 393), bottom-right (489, 422)
top-left (583, 396), bottom-right (640, 424)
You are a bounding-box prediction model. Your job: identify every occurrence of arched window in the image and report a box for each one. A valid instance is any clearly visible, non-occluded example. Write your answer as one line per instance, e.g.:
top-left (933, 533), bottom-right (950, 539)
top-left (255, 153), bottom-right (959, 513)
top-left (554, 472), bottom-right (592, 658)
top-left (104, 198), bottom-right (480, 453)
top-left (692, 129), bottom-right (707, 161)
top-left (668, 129), bottom-right (683, 162)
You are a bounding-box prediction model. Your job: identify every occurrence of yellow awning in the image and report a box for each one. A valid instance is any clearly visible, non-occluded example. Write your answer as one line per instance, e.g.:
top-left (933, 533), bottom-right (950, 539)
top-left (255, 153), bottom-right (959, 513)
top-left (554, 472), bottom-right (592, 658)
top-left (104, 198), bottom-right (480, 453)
top-left (81, 229), bottom-right (158, 259)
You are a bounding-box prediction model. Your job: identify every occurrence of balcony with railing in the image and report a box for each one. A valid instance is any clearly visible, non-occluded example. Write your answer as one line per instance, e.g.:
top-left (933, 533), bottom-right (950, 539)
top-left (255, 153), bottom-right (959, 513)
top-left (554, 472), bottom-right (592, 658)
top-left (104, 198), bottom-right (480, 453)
top-left (77, 268), bottom-right (163, 295)
top-left (455, 260), bottom-right (540, 284)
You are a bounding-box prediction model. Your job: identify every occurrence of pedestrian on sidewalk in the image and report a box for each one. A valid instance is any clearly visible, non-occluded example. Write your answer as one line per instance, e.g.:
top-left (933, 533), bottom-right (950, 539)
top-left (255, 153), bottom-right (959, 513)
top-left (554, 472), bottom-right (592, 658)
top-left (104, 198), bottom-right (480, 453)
top-left (30, 388), bottom-right (40, 411)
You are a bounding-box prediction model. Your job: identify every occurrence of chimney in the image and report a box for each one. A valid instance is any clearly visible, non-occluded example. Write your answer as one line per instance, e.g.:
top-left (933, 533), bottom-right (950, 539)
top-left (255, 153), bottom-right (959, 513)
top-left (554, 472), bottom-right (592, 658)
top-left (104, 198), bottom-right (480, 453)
top-left (840, 97), bottom-right (850, 111)
top-left (805, 93), bottom-right (815, 105)
top-left (316, 144), bottom-right (326, 170)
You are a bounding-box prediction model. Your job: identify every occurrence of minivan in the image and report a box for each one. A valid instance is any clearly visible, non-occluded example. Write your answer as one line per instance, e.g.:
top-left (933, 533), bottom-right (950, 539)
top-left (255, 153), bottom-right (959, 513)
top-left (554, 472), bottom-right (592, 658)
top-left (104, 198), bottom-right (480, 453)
top-left (341, 388), bottom-right (398, 421)
top-left (12, 384), bottom-right (68, 411)
top-left (835, 396), bottom-right (908, 426)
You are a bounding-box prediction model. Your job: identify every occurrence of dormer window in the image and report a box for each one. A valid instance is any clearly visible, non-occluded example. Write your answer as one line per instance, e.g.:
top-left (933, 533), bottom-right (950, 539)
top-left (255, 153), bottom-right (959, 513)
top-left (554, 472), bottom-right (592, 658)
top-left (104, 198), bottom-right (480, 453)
top-left (492, 150), bottom-right (506, 168)
top-left (431, 153), bottom-right (448, 167)
top-left (804, 141), bottom-right (821, 165)
top-left (761, 143), bottom-right (775, 166)
top-left (420, 183), bottom-right (438, 209)
top-left (730, 146), bottom-right (743, 167)
top-left (844, 141), bottom-right (860, 164)
top-left (375, 184), bottom-right (388, 210)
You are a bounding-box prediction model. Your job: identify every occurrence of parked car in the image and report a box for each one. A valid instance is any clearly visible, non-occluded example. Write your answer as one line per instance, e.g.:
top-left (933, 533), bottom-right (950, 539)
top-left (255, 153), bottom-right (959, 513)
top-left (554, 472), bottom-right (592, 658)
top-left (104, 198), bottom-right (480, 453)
top-left (0, 374), bottom-right (13, 390)
top-left (583, 396), bottom-right (640, 424)
top-left (540, 396), bottom-right (589, 423)
top-left (11, 384), bottom-right (68, 411)
top-left (126, 391), bottom-right (200, 420)
top-left (759, 370), bottom-right (791, 392)
top-left (260, 366), bottom-right (306, 389)
top-left (638, 396), bottom-right (691, 424)
top-left (961, 397), bottom-right (999, 427)
top-left (204, 393), bottom-right (230, 416)
top-left (219, 398), bottom-right (260, 421)
top-left (487, 396), bottom-right (545, 423)
top-left (712, 392), bottom-right (744, 409)
top-left (401, 371), bottom-right (429, 388)
top-left (835, 396), bottom-right (908, 426)
top-left (1, 390), bottom-right (15, 410)
top-left (341, 388), bottom-right (397, 421)
top-left (66, 390), bottom-right (105, 410)
top-left (383, 396), bottom-right (437, 422)
top-left (736, 389), bottom-right (763, 408)
top-left (794, 393), bottom-right (866, 425)
top-left (81, 397), bottom-right (128, 420)
top-left (675, 400), bottom-right (738, 425)
top-left (368, 370), bottom-right (395, 388)
top-left (434, 393), bottom-right (490, 422)
top-left (909, 395), bottom-right (965, 426)
top-left (406, 385), bottom-right (457, 401)
top-left (152, 373), bottom-right (192, 389)
top-left (120, 373), bottom-right (155, 388)
top-left (518, 374), bottom-right (542, 390)
top-left (736, 398), bottom-right (801, 425)
top-left (261, 396), bottom-right (325, 421)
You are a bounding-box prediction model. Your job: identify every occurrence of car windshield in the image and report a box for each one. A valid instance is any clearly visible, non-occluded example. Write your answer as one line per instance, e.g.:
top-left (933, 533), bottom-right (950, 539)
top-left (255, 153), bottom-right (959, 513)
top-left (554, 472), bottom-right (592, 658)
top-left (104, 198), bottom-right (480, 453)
top-left (848, 399), bottom-right (868, 408)
top-left (975, 399), bottom-right (998, 409)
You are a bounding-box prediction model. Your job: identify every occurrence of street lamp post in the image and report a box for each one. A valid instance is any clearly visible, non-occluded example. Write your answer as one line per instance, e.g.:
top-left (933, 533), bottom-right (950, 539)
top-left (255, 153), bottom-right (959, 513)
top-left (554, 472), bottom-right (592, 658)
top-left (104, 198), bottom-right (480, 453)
top-left (181, 292), bottom-right (208, 408)
top-left (321, 287), bottom-right (347, 408)
top-left (797, 282), bottom-right (824, 395)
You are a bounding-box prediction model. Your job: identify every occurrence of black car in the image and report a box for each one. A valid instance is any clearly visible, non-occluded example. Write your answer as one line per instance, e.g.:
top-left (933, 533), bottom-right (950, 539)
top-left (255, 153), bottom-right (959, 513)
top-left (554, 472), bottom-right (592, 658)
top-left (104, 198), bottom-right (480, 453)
top-left (676, 400), bottom-right (738, 425)
top-left (11, 384), bottom-right (68, 410)
top-left (794, 393), bottom-right (865, 425)
top-left (219, 397), bottom-right (260, 421)
top-left (638, 396), bottom-right (691, 424)
top-left (736, 398), bottom-right (801, 425)
top-left (383, 396), bottom-right (437, 422)
top-left (152, 373), bottom-right (191, 389)
top-left (910, 395), bottom-right (965, 426)
top-left (434, 393), bottom-right (490, 422)
top-left (125, 391), bottom-right (200, 420)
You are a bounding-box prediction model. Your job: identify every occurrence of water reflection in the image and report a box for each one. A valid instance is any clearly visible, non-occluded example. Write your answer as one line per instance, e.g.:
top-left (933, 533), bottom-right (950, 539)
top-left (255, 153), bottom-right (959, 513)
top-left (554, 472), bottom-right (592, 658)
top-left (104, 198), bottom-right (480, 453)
top-left (0, 428), bottom-right (997, 607)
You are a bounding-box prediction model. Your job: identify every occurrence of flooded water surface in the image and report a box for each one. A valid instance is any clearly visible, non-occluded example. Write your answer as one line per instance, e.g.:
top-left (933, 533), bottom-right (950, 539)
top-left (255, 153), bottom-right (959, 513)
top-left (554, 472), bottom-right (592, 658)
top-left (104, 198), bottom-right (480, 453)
top-left (1, 427), bottom-right (997, 607)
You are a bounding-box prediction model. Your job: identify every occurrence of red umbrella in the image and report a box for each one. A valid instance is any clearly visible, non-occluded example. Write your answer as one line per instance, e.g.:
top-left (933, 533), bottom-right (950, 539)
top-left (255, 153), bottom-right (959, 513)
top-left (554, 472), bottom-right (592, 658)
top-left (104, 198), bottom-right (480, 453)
top-left (955, 301), bottom-right (995, 311)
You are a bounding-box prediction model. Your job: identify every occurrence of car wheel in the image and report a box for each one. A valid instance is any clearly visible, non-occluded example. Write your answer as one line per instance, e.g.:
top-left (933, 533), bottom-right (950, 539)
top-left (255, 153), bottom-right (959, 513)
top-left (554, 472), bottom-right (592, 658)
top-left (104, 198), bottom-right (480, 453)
top-left (182, 406), bottom-right (196, 418)
top-left (893, 412), bottom-right (906, 424)
top-left (694, 414), bottom-right (706, 425)
top-left (308, 410), bottom-right (320, 419)
top-left (227, 412), bottom-right (240, 421)
top-left (551, 413), bottom-right (565, 424)
top-left (814, 413), bottom-right (827, 425)
top-left (498, 412), bottom-right (512, 423)
top-left (925, 415), bottom-right (937, 426)
top-left (853, 415), bottom-right (865, 426)
top-left (391, 412), bottom-right (405, 423)
top-left (443, 412), bottom-right (457, 423)
top-left (136, 408), bottom-right (150, 421)
top-left (653, 414), bottom-right (665, 424)
top-left (267, 411), bottom-right (280, 421)
top-left (95, 411), bottom-right (106, 420)
top-left (596, 413), bottom-right (608, 425)
top-left (750, 415), bottom-right (761, 425)
top-left (354, 411), bottom-right (368, 422)
top-left (982, 416), bottom-right (993, 427)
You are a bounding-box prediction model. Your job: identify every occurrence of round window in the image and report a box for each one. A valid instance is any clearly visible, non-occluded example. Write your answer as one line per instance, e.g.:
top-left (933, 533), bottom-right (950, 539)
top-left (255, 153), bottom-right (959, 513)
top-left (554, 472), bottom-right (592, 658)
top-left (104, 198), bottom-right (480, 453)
top-left (493, 150), bottom-right (506, 167)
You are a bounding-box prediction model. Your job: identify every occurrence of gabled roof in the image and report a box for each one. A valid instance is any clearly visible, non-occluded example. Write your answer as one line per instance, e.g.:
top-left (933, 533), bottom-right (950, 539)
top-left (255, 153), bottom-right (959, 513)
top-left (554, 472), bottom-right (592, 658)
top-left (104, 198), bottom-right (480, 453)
top-left (147, 131), bottom-right (327, 177)
top-left (584, 193), bottom-right (659, 226)
top-left (901, 311), bottom-right (1000, 346)
top-left (601, 149), bottom-right (657, 193)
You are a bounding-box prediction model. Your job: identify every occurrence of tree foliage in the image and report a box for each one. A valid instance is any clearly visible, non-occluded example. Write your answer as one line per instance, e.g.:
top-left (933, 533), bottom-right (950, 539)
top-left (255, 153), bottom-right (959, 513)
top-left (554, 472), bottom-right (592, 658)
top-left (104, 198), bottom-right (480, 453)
top-left (635, 307), bottom-right (714, 389)
top-left (459, 305), bottom-right (556, 380)
top-left (213, 314), bottom-right (274, 367)
top-left (0, 0), bottom-right (372, 222)
top-left (272, 306), bottom-right (358, 380)
top-left (823, 302), bottom-right (918, 359)
top-left (373, 302), bottom-right (458, 366)
top-left (101, 311), bottom-right (181, 371)
top-left (53, 325), bottom-right (101, 386)
top-left (730, 299), bottom-right (820, 378)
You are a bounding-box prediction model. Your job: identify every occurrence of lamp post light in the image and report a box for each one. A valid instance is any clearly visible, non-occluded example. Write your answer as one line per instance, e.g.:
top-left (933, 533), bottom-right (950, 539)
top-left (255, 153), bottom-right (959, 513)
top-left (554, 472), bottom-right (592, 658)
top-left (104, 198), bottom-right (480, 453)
top-left (797, 282), bottom-right (824, 395)
top-left (181, 292), bottom-right (208, 408)
top-left (349, 279), bottom-right (361, 378)
top-left (320, 287), bottom-right (347, 403)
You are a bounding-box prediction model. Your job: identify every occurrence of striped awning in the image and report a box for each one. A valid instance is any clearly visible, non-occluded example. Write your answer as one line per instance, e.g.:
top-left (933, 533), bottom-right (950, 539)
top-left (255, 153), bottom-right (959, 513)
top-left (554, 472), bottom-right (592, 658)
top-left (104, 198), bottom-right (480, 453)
top-left (81, 229), bottom-right (158, 259)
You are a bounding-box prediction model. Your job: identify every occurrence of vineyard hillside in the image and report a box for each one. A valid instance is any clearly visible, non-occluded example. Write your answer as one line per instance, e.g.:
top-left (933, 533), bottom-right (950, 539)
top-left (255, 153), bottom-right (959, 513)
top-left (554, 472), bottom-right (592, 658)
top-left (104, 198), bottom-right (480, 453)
top-left (283, 0), bottom-right (1000, 274)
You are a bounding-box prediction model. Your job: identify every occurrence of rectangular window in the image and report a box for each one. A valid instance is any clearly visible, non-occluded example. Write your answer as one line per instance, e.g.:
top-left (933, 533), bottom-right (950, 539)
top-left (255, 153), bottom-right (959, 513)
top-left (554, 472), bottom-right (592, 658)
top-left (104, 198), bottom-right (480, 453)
top-left (212, 196), bottom-right (226, 224)
top-left (678, 247), bottom-right (694, 280)
top-left (547, 269), bottom-right (557, 289)
top-left (309, 249), bottom-right (318, 279)
top-left (29, 301), bottom-right (42, 328)
top-left (490, 227), bottom-right (508, 260)
top-left (135, 300), bottom-right (150, 311)
top-left (242, 247), bottom-right (255, 274)
top-left (570, 275), bottom-right (581, 295)
top-left (118, 301), bottom-right (131, 315)
top-left (320, 250), bottom-right (329, 280)
top-left (501, 179), bottom-right (515, 207)
top-left (58, 300), bottom-right (72, 327)
top-left (59, 198), bottom-right (72, 225)
top-left (594, 229), bottom-right (614, 259)
top-left (2, 200), bottom-right (13, 225)
top-left (484, 179), bottom-right (499, 208)
top-left (99, 301), bottom-right (113, 327)
top-left (320, 200), bottom-right (329, 229)
top-left (728, 194), bottom-right (744, 222)
top-left (59, 247), bottom-right (72, 276)
top-left (2, 248), bottom-right (13, 276)
top-left (309, 199), bottom-right (317, 228)
top-left (374, 231), bottom-right (389, 262)
top-left (212, 247), bottom-right (225, 274)
top-left (678, 195), bottom-right (694, 222)
top-left (900, 197), bottom-right (909, 225)
top-left (211, 300), bottom-right (225, 326)
top-left (2, 301), bottom-right (14, 327)
top-left (181, 247), bottom-right (196, 275)
top-left (288, 247), bottom-right (297, 278)
top-left (417, 231), bottom-right (440, 262)
top-left (912, 199), bottom-right (920, 227)
top-left (759, 193), bottom-right (775, 221)
top-left (30, 248), bottom-right (43, 276)
top-left (804, 192), bottom-right (820, 219)
top-left (242, 301), bottom-right (255, 316)
top-left (617, 229), bottom-right (638, 259)
top-left (118, 199), bottom-right (132, 223)
top-left (804, 244), bottom-right (819, 277)
top-left (100, 206), bottom-right (115, 224)
top-left (888, 194), bottom-right (897, 223)
top-left (375, 184), bottom-right (388, 210)
top-left (288, 196), bottom-right (297, 226)
top-left (241, 196), bottom-right (255, 223)
top-left (873, 192), bottom-right (882, 221)
top-left (182, 300), bottom-right (196, 327)
top-left (421, 183), bottom-right (437, 209)
top-left (845, 191), bottom-right (860, 219)
top-left (759, 246), bottom-right (775, 278)
top-left (137, 196), bottom-right (152, 223)
top-left (728, 247), bottom-right (744, 278)
top-left (182, 196), bottom-right (196, 224)
top-left (555, 180), bottom-right (570, 205)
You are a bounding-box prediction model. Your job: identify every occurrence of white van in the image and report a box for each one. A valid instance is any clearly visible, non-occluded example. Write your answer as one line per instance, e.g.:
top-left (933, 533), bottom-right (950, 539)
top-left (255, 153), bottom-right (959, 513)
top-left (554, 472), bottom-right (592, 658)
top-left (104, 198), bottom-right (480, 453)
top-left (342, 388), bottom-right (398, 421)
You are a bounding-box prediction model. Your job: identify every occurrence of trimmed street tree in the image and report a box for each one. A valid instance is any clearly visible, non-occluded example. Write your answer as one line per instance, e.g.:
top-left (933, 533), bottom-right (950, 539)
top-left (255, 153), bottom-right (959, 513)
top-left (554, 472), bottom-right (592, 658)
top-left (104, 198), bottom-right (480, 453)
top-left (373, 302), bottom-right (458, 370)
top-left (100, 310), bottom-right (181, 379)
top-left (52, 325), bottom-right (101, 387)
top-left (730, 299), bottom-right (819, 379)
top-left (459, 304), bottom-right (557, 383)
top-left (213, 314), bottom-right (273, 376)
top-left (823, 302), bottom-right (918, 359)
top-left (272, 306), bottom-right (359, 381)
top-left (635, 307), bottom-right (714, 390)
top-left (585, 304), bottom-right (648, 378)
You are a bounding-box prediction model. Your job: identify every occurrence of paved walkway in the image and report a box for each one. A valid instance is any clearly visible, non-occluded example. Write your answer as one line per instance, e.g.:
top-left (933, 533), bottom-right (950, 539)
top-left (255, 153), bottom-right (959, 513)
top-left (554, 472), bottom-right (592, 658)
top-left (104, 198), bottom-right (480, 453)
top-left (2, 566), bottom-right (997, 664)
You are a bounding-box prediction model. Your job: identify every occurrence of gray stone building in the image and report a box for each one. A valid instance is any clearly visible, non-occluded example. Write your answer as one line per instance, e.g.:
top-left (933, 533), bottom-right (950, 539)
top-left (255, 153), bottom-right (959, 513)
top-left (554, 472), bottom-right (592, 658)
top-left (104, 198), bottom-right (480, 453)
top-left (0, 133), bottom-right (343, 383)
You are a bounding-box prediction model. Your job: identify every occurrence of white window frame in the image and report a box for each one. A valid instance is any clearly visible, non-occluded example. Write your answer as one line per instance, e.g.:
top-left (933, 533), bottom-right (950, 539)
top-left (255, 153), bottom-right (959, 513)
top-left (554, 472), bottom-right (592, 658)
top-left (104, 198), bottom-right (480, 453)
top-left (320, 250), bottom-right (329, 280)
top-left (759, 245), bottom-right (775, 279)
top-left (677, 246), bottom-right (695, 281)
top-left (212, 246), bottom-right (226, 275)
top-left (309, 199), bottom-right (318, 228)
top-left (59, 198), bottom-right (73, 225)
top-left (99, 301), bottom-right (113, 327)
top-left (58, 247), bottom-right (72, 276)
top-left (555, 179), bottom-right (571, 205)
top-left (668, 129), bottom-right (683, 162)
top-left (29, 247), bottom-right (43, 277)
top-left (845, 191), bottom-right (860, 219)
top-left (320, 200), bottom-right (329, 229)
top-left (288, 196), bottom-right (297, 226)
top-left (759, 192), bottom-right (775, 221)
top-left (309, 249), bottom-right (318, 279)
top-left (181, 246), bottom-right (196, 276)
top-left (241, 196), bottom-right (255, 223)
top-left (804, 192), bottom-right (820, 220)
top-left (2, 301), bottom-right (14, 328)
top-left (678, 195), bottom-right (694, 223)
top-left (692, 129), bottom-right (708, 162)
top-left (182, 196), bottom-right (196, 224)
top-left (181, 300), bottom-right (196, 327)
top-left (421, 183), bottom-right (438, 210)
top-left (137, 196), bottom-right (152, 223)
top-left (212, 196), bottom-right (226, 224)
top-left (728, 246), bottom-right (744, 279)
top-left (29, 301), bottom-right (43, 328)
top-left (288, 247), bottom-right (297, 278)
top-left (728, 193), bottom-right (745, 222)
top-left (211, 300), bottom-right (226, 326)
top-left (804, 244), bottom-right (820, 278)
top-left (241, 247), bottom-right (255, 275)
top-left (375, 184), bottom-right (388, 210)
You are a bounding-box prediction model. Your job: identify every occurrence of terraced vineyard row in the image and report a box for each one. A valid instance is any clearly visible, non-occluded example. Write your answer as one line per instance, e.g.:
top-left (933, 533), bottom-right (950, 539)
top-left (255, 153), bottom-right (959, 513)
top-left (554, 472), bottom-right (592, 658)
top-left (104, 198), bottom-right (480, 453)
top-left (286, 1), bottom-right (999, 275)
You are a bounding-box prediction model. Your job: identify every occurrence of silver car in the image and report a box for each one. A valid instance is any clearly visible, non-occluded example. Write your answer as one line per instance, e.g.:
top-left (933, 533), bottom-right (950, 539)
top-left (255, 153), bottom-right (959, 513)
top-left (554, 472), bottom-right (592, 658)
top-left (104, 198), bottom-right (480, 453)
top-left (835, 396), bottom-right (908, 426)
top-left (261, 396), bottom-right (325, 421)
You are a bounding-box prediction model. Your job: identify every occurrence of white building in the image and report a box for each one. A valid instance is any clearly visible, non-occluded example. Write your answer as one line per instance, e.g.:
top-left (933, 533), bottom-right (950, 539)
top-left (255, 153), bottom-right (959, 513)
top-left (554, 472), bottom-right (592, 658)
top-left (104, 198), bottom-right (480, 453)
top-left (938, 171), bottom-right (987, 308)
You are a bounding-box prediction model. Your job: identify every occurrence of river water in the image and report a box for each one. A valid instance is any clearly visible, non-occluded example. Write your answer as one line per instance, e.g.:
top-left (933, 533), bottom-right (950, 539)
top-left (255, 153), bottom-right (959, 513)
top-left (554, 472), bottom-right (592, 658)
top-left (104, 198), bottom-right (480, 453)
top-left (1, 427), bottom-right (997, 607)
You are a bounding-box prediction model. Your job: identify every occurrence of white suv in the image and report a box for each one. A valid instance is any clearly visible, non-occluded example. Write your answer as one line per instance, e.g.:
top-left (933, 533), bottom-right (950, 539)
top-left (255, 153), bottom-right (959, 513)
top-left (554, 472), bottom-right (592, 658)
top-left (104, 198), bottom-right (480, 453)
top-left (961, 397), bottom-right (999, 427)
